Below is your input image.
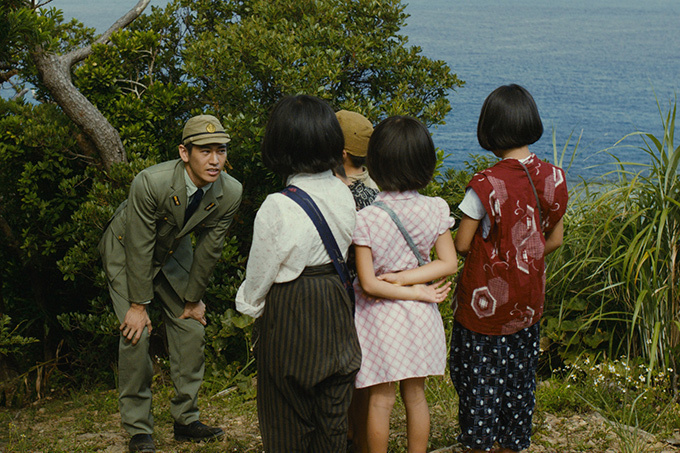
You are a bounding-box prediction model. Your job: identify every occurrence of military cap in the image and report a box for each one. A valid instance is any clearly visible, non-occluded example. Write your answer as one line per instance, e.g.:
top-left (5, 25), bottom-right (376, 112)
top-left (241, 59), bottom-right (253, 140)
top-left (182, 115), bottom-right (231, 146)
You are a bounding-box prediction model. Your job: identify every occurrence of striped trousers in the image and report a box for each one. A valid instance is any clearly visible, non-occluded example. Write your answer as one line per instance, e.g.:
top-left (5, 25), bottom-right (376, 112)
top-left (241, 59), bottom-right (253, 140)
top-left (255, 264), bottom-right (362, 452)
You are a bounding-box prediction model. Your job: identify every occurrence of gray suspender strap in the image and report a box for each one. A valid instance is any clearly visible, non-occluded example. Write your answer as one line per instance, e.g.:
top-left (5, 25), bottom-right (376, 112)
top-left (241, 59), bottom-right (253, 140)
top-left (373, 201), bottom-right (427, 266)
top-left (517, 161), bottom-right (544, 232)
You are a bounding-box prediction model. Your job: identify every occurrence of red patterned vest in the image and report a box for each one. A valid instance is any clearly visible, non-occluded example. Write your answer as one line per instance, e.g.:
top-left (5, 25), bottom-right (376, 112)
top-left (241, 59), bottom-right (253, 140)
top-left (454, 155), bottom-right (568, 335)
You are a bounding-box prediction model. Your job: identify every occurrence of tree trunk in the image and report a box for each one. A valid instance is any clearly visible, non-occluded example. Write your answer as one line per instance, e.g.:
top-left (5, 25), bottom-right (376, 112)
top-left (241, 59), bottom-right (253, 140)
top-left (29, 0), bottom-right (151, 171)
top-left (33, 50), bottom-right (127, 170)
top-left (32, 51), bottom-right (127, 170)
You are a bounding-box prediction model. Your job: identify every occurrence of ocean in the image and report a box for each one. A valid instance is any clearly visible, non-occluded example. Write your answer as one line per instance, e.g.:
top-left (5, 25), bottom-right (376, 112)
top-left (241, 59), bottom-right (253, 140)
top-left (30, 0), bottom-right (680, 181)
top-left (403, 0), bottom-right (680, 181)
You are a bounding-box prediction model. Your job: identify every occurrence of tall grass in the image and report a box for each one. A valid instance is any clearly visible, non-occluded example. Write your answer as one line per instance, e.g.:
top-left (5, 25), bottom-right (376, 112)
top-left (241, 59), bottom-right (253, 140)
top-left (545, 97), bottom-right (680, 394)
top-left (610, 97), bottom-right (680, 385)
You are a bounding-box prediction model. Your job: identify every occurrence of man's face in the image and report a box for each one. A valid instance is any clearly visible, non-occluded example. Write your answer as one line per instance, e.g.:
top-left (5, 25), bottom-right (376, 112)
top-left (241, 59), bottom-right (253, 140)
top-left (179, 143), bottom-right (228, 188)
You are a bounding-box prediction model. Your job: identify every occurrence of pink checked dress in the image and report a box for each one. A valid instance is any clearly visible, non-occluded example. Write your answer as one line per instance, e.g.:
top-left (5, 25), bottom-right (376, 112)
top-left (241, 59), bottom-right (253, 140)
top-left (353, 191), bottom-right (454, 388)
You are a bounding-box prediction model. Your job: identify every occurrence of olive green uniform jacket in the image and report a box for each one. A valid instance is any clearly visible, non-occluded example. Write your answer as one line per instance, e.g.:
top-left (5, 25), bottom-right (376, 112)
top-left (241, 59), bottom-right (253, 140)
top-left (99, 159), bottom-right (242, 304)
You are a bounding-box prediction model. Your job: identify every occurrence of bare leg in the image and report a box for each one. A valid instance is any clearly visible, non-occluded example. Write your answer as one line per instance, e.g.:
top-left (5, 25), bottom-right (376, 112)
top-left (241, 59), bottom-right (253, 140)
top-left (366, 382), bottom-right (396, 453)
top-left (399, 378), bottom-right (429, 453)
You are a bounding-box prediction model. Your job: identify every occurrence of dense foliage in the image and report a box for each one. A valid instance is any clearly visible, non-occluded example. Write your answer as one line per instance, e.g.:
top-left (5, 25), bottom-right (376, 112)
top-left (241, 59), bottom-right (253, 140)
top-left (544, 100), bottom-right (680, 395)
top-left (1, 0), bottom-right (678, 409)
top-left (0, 0), bottom-right (462, 402)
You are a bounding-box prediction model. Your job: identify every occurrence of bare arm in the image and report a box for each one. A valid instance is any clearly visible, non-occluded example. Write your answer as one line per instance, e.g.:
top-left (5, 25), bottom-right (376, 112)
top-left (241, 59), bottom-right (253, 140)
top-left (355, 246), bottom-right (451, 303)
top-left (454, 215), bottom-right (481, 257)
top-left (544, 217), bottom-right (564, 256)
top-left (377, 231), bottom-right (458, 286)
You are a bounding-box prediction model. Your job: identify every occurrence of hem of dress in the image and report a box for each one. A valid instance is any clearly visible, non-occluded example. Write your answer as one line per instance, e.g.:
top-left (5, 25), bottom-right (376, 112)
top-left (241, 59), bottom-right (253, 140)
top-left (355, 371), bottom-right (444, 389)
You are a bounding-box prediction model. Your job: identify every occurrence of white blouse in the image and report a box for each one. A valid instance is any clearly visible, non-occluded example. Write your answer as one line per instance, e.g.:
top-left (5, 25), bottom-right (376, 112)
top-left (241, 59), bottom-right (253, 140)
top-left (235, 171), bottom-right (356, 318)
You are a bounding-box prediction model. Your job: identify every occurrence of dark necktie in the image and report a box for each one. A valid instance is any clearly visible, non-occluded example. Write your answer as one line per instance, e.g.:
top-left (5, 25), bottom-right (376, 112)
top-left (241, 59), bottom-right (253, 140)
top-left (184, 189), bottom-right (204, 225)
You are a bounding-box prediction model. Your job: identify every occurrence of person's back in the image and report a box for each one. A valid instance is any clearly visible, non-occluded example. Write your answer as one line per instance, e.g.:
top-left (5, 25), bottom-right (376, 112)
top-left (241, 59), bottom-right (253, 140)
top-left (352, 116), bottom-right (457, 453)
top-left (451, 84), bottom-right (568, 453)
top-left (235, 95), bottom-right (361, 453)
top-left (454, 154), bottom-right (567, 335)
top-left (355, 191), bottom-right (450, 292)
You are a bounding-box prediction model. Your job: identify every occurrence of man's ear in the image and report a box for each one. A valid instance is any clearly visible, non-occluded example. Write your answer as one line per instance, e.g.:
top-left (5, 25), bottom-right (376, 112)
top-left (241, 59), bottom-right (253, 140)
top-left (179, 144), bottom-right (190, 163)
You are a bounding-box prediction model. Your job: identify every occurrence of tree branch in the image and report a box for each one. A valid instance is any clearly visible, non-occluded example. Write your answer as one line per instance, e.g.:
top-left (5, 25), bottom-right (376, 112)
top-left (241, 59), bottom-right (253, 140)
top-left (12, 88), bottom-right (29, 101)
top-left (67, 0), bottom-right (151, 65)
top-left (1, 69), bottom-right (18, 84)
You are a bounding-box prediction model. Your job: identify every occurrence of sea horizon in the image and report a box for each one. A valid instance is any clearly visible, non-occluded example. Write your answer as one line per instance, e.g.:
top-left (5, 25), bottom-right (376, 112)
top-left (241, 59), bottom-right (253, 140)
top-left (404, 0), bottom-right (680, 181)
top-left (12, 0), bottom-right (680, 182)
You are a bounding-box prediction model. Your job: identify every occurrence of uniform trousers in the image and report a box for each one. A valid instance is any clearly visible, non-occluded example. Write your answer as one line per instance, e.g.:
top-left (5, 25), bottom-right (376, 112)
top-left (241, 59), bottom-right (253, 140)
top-left (255, 264), bottom-right (362, 452)
top-left (110, 271), bottom-right (205, 436)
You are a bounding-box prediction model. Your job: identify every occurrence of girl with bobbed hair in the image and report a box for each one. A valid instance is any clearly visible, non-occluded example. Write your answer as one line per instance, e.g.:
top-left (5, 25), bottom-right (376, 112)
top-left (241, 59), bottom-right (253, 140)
top-left (476, 83), bottom-right (544, 153)
top-left (451, 84), bottom-right (568, 453)
top-left (261, 94), bottom-right (345, 177)
top-left (353, 115), bottom-right (458, 452)
top-left (236, 95), bottom-right (361, 452)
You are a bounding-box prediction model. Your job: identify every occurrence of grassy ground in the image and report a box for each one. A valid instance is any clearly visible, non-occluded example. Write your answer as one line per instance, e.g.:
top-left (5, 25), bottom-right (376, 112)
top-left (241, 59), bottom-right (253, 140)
top-left (1, 370), bottom-right (679, 452)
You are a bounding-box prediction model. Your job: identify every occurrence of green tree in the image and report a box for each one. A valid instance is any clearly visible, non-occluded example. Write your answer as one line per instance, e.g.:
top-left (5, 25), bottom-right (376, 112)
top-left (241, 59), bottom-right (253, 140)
top-left (0, 0), bottom-right (462, 394)
top-left (0, 0), bottom-right (32, 88)
top-left (180, 0), bottom-right (461, 220)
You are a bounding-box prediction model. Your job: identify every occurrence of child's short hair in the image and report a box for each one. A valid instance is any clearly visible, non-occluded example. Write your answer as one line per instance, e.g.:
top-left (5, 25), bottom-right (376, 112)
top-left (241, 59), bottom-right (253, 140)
top-left (261, 95), bottom-right (344, 178)
top-left (477, 84), bottom-right (543, 152)
top-left (347, 154), bottom-right (366, 169)
top-left (367, 116), bottom-right (436, 191)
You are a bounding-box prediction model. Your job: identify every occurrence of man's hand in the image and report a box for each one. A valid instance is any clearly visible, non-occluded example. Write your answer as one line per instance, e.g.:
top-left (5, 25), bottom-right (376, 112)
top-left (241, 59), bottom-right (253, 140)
top-left (120, 303), bottom-right (152, 345)
top-left (180, 300), bottom-right (207, 326)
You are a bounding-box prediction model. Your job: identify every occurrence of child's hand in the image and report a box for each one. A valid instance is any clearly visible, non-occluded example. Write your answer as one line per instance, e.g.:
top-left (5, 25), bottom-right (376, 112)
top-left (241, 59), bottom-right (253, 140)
top-left (377, 272), bottom-right (404, 286)
top-left (413, 279), bottom-right (451, 304)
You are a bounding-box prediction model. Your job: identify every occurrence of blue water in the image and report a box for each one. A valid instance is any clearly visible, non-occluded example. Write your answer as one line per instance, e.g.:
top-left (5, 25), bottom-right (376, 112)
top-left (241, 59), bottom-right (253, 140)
top-left (17, 0), bottom-right (680, 181)
top-left (403, 0), bottom-right (680, 180)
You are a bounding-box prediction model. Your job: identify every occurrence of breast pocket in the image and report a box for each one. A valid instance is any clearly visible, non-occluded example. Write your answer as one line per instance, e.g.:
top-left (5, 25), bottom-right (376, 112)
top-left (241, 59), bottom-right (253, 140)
top-left (193, 210), bottom-right (222, 233)
top-left (156, 212), bottom-right (179, 239)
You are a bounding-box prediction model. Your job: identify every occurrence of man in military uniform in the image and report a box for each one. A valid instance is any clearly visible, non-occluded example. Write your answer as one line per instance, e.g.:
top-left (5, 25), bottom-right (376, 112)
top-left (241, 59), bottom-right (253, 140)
top-left (99, 115), bottom-right (242, 452)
